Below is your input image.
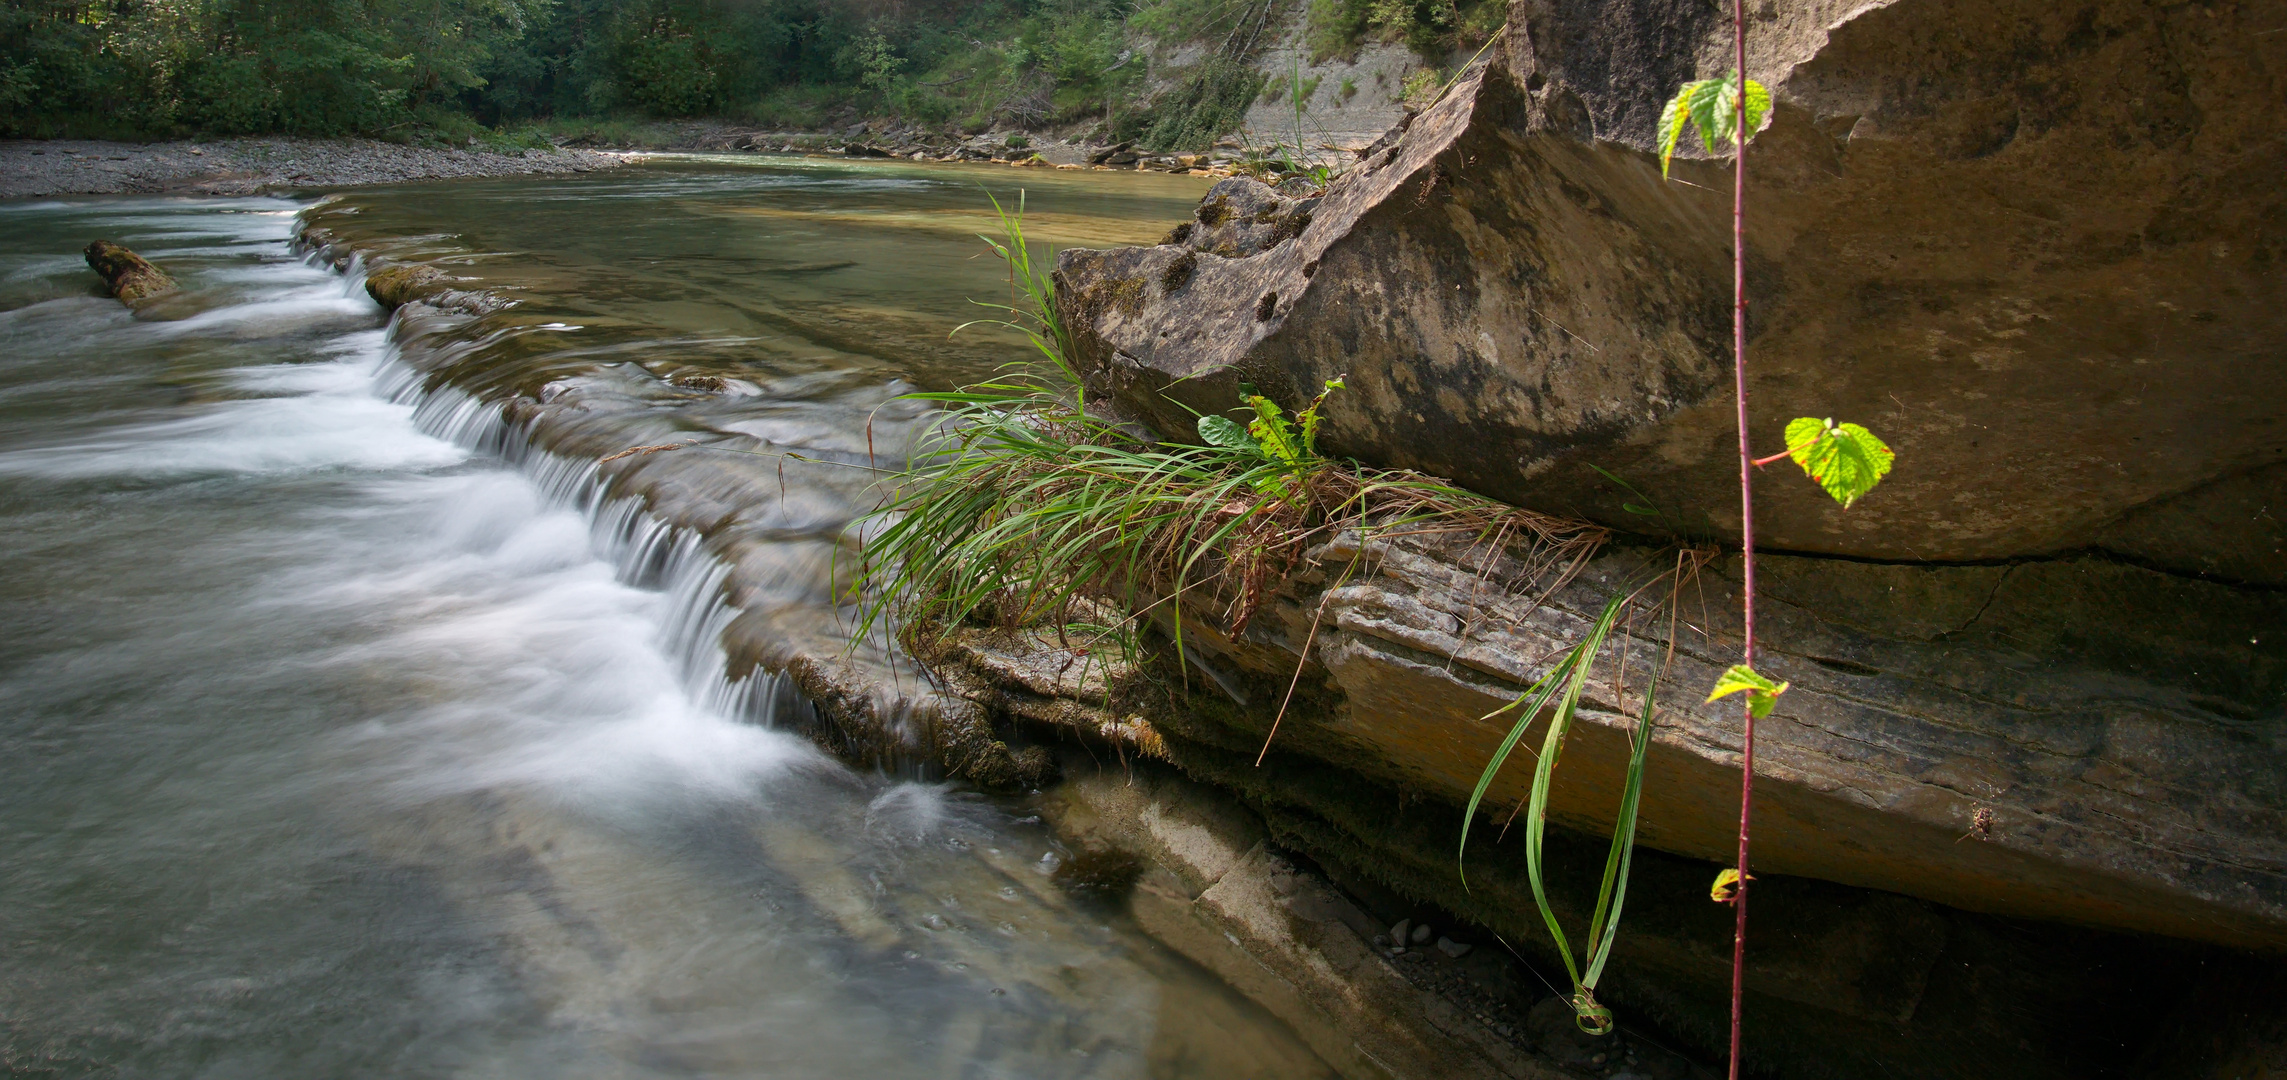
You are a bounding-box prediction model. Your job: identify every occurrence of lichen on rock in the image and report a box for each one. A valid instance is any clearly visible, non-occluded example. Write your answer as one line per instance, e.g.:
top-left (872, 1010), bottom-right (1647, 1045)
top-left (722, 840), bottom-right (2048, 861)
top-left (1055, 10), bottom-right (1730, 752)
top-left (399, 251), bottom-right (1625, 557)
top-left (83, 240), bottom-right (177, 304)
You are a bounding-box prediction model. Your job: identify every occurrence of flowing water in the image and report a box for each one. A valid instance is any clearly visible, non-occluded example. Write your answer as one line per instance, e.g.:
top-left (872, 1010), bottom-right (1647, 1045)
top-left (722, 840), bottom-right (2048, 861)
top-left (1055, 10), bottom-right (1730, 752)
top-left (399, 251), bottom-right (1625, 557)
top-left (0, 160), bottom-right (1339, 1078)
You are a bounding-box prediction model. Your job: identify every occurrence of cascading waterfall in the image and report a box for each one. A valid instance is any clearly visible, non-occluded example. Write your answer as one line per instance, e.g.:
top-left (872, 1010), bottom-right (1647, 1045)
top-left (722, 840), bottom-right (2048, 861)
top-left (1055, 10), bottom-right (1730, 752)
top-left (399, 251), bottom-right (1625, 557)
top-left (368, 305), bottom-right (822, 741)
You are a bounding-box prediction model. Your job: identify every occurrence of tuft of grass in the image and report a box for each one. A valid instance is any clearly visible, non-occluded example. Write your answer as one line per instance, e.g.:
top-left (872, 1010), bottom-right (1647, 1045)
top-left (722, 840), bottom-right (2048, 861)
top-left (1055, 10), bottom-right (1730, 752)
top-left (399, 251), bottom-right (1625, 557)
top-left (1458, 548), bottom-right (1703, 1036)
top-left (852, 197), bottom-right (1605, 710)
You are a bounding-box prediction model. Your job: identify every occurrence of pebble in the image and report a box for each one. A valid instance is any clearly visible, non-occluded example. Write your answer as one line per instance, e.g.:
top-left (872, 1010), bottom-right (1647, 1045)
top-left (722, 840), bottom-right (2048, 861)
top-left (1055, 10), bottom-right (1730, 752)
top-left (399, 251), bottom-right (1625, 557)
top-left (1, 137), bottom-right (624, 199)
top-left (1436, 936), bottom-right (1472, 958)
top-left (1389, 918), bottom-right (1411, 944)
top-left (1411, 923), bottom-right (1433, 944)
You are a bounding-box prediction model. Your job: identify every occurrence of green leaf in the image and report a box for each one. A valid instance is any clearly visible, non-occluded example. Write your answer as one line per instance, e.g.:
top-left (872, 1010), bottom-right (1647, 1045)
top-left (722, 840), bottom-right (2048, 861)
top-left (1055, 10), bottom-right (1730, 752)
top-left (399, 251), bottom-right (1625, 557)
top-left (1246, 394), bottom-right (1304, 468)
top-left (1742, 78), bottom-right (1772, 137)
top-left (1784, 417), bottom-right (1895, 508)
top-left (1687, 77), bottom-right (1727, 154)
top-left (1663, 75), bottom-right (1772, 174)
top-left (1710, 76), bottom-right (1740, 149)
top-left (1657, 84), bottom-right (1698, 179)
top-left (1706, 664), bottom-right (1788, 718)
top-left (1296, 376), bottom-right (1346, 456)
top-left (1197, 414), bottom-right (1255, 451)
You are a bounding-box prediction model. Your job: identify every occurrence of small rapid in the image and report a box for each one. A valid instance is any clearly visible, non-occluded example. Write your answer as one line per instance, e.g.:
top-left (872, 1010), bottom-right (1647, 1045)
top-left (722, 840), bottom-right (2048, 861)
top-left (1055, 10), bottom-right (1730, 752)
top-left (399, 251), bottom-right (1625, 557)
top-left (0, 177), bottom-right (1332, 1078)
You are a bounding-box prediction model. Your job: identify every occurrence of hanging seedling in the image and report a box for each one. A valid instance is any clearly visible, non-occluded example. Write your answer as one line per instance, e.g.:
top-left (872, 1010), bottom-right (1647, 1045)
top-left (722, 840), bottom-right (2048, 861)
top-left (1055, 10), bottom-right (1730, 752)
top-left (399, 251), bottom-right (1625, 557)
top-left (1653, 22), bottom-right (1905, 1076)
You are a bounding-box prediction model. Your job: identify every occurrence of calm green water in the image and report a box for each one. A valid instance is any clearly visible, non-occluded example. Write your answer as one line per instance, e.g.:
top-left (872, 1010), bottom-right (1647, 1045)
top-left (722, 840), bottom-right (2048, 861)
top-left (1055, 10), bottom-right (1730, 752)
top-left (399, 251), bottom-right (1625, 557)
top-left (0, 160), bottom-right (1335, 1078)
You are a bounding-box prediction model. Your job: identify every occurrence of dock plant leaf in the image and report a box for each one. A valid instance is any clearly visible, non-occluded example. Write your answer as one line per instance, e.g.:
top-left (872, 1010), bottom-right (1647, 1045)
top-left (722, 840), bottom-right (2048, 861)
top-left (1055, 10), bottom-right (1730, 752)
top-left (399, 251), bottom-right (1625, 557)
top-left (1197, 414), bottom-right (1255, 452)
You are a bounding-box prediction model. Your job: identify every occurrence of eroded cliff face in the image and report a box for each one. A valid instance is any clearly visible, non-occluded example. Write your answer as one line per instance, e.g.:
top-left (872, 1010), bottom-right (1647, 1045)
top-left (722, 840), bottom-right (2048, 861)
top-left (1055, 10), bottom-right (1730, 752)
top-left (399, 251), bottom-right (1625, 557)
top-left (1046, 0), bottom-right (2287, 960)
top-left (1055, 0), bottom-right (2287, 580)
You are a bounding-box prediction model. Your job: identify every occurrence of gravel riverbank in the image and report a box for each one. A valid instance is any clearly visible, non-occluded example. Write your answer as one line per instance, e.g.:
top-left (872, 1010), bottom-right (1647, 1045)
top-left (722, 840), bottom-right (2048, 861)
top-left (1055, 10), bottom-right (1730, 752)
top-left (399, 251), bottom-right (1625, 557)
top-left (0, 138), bottom-right (625, 199)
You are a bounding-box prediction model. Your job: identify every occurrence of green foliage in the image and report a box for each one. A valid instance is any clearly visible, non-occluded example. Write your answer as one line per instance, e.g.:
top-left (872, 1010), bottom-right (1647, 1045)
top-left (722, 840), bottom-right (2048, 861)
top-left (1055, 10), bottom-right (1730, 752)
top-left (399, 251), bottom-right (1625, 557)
top-left (618, 27), bottom-right (722, 116)
top-left (0, 0), bottom-right (539, 137)
top-left (1127, 0), bottom-right (1257, 44)
top-left (0, 0), bottom-right (1171, 138)
top-left (1459, 591), bottom-right (1663, 1036)
top-left (1398, 67), bottom-right (1442, 108)
top-left (1782, 417), bottom-right (1894, 508)
top-left (1128, 58), bottom-right (1263, 151)
top-left (1706, 664), bottom-right (1787, 718)
top-left (1305, 0), bottom-right (1372, 62)
top-left (1657, 71), bottom-right (1770, 177)
top-left (854, 29), bottom-right (905, 93)
top-left (1195, 378), bottom-right (1348, 500)
top-left (1304, 0), bottom-right (1498, 64)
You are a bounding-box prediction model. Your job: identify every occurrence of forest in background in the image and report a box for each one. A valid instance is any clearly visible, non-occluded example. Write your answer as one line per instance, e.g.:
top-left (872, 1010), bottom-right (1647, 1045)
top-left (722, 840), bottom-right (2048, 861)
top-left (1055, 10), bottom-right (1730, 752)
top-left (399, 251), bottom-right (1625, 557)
top-left (0, 0), bottom-right (1502, 147)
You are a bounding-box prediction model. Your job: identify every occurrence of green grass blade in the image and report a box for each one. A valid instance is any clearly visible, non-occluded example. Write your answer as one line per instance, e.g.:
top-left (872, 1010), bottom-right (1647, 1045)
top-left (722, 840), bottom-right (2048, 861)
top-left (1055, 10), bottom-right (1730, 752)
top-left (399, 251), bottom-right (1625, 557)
top-left (1583, 662), bottom-right (1658, 989)
top-left (1456, 655), bottom-right (1575, 889)
top-left (1519, 594), bottom-right (1626, 989)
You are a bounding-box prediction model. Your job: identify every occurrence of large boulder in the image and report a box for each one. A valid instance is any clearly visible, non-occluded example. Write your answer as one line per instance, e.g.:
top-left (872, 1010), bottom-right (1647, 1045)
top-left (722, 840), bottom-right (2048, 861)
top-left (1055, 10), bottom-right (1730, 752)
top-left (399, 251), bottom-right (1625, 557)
top-left (1054, 0), bottom-right (2287, 584)
top-left (1044, 0), bottom-right (2287, 993)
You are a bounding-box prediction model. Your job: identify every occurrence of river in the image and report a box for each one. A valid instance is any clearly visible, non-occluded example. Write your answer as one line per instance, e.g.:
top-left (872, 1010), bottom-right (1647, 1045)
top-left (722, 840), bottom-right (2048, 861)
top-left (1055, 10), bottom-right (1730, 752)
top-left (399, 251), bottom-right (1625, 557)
top-left (0, 158), bottom-right (1341, 1078)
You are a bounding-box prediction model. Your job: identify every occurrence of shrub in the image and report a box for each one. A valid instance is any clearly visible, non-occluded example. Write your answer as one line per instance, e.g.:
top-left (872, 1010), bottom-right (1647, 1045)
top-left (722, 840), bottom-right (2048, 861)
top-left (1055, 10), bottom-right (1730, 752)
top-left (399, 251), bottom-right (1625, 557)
top-left (1305, 0), bottom-right (1372, 62)
top-left (182, 55), bottom-right (282, 135)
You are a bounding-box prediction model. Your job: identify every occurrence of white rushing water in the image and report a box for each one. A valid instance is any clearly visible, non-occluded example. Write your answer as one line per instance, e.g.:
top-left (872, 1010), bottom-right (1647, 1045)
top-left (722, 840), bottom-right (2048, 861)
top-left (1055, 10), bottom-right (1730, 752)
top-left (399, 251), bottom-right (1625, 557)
top-left (0, 190), bottom-right (1333, 1079)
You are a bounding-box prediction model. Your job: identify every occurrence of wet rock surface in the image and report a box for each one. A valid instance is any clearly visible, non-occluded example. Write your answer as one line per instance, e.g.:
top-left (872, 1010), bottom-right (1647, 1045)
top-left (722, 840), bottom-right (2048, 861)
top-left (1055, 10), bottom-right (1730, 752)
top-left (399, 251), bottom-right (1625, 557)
top-left (82, 240), bottom-right (176, 303)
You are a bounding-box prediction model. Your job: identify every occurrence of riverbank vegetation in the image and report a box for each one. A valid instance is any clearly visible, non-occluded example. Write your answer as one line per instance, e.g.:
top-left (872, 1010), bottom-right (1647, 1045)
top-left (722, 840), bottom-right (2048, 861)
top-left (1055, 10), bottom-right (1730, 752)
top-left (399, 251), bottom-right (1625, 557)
top-left (3, 0), bottom-right (1502, 145)
top-left (854, 202), bottom-right (1603, 674)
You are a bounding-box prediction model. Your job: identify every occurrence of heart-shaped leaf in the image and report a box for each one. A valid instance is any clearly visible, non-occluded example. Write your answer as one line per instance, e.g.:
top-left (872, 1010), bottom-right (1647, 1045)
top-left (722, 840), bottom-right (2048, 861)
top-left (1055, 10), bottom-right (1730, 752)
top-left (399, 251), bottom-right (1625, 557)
top-left (1784, 416), bottom-right (1895, 508)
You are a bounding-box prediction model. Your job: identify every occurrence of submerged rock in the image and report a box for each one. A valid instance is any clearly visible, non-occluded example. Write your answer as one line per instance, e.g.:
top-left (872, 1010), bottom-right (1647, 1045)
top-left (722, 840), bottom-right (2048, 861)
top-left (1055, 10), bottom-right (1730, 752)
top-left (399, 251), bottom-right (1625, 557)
top-left (83, 240), bottom-right (176, 303)
top-left (358, 260), bottom-right (506, 317)
top-left (362, 263), bottom-right (446, 311)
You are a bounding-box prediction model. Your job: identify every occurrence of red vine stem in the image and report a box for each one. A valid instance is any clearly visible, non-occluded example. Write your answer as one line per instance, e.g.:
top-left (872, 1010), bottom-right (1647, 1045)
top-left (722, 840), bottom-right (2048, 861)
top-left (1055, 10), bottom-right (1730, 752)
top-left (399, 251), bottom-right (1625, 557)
top-left (1727, 0), bottom-right (1757, 1074)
